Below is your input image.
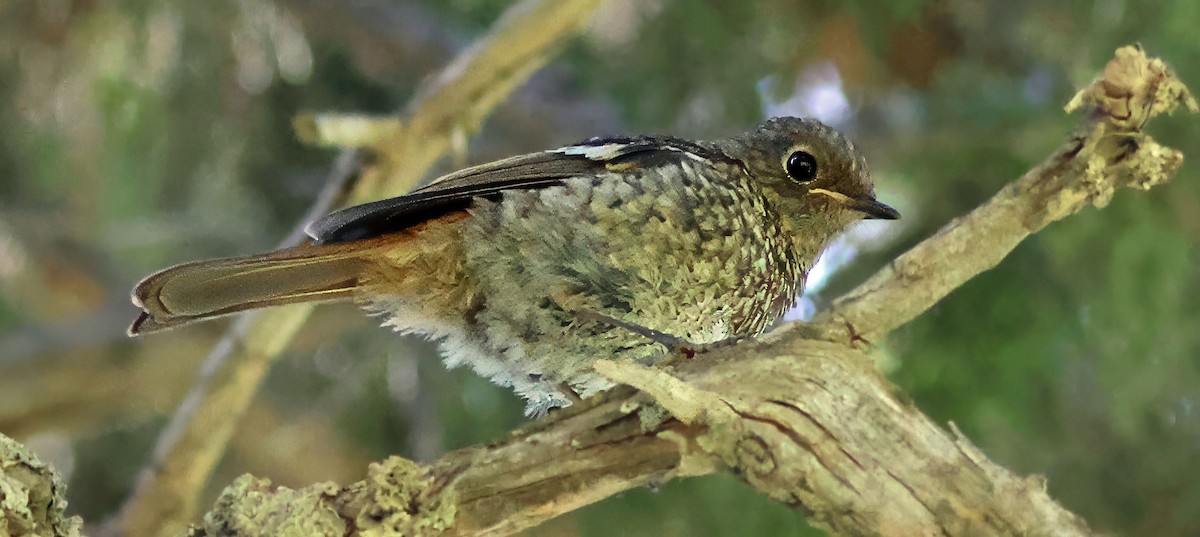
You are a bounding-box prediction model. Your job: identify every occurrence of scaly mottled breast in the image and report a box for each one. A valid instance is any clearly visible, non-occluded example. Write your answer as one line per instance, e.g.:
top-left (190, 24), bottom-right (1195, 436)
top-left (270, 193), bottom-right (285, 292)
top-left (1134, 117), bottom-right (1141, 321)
top-left (462, 157), bottom-right (803, 358)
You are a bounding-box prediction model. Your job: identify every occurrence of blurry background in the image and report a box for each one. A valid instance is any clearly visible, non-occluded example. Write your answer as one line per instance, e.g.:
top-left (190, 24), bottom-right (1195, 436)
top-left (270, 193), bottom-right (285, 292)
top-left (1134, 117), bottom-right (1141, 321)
top-left (1, 0), bottom-right (1198, 535)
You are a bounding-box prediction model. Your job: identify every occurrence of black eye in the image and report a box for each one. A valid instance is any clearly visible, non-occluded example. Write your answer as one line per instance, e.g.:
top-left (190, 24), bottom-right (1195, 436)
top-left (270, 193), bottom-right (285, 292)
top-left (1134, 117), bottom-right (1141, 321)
top-left (785, 151), bottom-right (818, 182)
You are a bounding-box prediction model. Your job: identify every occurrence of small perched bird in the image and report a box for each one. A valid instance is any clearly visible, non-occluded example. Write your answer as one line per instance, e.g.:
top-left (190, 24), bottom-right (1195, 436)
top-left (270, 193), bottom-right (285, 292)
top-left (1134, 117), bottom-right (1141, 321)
top-left (129, 117), bottom-right (899, 415)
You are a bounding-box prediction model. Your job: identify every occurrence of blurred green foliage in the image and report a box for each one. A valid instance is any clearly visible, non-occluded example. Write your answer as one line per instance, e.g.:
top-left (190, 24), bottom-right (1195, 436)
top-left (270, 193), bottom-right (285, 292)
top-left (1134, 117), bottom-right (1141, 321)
top-left (0, 0), bottom-right (1197, 535)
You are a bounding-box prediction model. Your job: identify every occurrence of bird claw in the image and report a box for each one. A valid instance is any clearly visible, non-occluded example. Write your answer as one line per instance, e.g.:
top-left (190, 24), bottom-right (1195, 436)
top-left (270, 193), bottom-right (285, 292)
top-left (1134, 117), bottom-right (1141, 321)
top-left (557, 381), bottom-right (584, 405)
top-left (576, 309), bottom-right (742, 358)
top-left (844, 320), bottom-right (871, 348)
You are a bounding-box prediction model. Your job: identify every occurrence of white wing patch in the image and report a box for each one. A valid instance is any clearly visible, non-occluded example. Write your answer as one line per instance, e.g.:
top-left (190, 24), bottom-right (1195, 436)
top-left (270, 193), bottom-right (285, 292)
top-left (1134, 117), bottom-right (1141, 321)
top-left (551, 142), bottom-right (712, 164)
top-left (550, 143), bottom-right (629, 160)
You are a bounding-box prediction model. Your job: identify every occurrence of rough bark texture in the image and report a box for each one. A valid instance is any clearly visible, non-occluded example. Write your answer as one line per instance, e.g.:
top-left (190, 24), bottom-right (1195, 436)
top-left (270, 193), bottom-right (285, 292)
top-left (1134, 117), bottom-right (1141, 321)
top-left (175, 46), bottom-right (1194, 536)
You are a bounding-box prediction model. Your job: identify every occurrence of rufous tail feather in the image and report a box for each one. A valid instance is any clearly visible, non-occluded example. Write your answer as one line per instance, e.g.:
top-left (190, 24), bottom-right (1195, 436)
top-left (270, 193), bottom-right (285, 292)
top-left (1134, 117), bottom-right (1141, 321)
top-left (129, 241), bottom-right (381, 335)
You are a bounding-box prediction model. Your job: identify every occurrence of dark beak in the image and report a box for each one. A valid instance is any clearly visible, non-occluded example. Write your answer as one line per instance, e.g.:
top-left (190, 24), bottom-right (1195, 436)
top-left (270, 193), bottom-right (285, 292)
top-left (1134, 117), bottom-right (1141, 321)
top-left (847, 197), bottom-right (900, 220)
top-left (807, 188), bottom-right (901, 220)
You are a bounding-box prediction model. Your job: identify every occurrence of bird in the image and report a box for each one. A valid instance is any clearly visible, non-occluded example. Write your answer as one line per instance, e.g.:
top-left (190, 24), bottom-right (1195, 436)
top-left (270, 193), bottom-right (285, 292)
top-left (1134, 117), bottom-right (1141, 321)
top-left (129, 117), bottom-right (899, 415)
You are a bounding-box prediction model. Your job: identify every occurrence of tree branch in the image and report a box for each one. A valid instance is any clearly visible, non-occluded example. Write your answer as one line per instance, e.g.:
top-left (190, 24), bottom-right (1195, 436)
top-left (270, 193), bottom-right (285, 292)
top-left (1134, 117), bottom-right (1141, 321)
top-left (186, 46), bottom-right (1194, 536)
top-left (799, 45), bottom-right (1197, 345)
top-left (107, 1), bottom-right (606, 535)
top-left (0, 433), bottom-right (82, 537)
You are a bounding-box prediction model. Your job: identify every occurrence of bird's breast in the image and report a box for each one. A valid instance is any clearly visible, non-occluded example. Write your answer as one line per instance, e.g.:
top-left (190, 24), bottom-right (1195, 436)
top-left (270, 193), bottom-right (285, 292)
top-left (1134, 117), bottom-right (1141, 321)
top-left (461, 163), bottom-right (803, 341)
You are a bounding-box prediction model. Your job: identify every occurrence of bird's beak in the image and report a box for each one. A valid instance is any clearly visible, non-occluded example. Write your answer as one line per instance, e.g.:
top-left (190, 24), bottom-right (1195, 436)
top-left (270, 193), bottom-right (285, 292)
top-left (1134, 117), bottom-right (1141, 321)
top-left (845, 196), bottom-right (901, 220)
top-left (808, 188), bottom-right (901, 220)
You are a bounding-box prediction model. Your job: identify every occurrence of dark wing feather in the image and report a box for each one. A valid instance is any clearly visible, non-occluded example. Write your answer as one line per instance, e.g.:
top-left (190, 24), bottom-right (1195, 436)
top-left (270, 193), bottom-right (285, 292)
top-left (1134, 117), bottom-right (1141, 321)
top-left (306, 136), bottom-right (735, 243)
top-left (306, 152), bottom-right (593, 243)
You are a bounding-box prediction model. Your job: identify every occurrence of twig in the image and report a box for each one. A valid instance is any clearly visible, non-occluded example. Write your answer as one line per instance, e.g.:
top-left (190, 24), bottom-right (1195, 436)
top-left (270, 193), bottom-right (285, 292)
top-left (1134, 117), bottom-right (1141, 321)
top-left (287, 0), bottom-right (624, 147)
top-left (108, 1), bottom-right (606, 535)
top-left (187, 46), bottom-right (1192, 536)
top-left (798, 45), bottom-right (1197, 345)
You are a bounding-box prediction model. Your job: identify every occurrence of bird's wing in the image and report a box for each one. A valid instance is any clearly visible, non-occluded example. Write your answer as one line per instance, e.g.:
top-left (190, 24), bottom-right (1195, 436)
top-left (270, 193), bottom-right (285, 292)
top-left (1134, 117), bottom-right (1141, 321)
top-left (306, 135), bottom-right (737, 243)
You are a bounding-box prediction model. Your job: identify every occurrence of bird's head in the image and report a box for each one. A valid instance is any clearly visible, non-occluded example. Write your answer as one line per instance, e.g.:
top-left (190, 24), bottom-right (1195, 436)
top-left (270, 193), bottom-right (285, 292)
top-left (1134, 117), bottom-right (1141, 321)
top-left (717, 116), bottom-right (899, 258)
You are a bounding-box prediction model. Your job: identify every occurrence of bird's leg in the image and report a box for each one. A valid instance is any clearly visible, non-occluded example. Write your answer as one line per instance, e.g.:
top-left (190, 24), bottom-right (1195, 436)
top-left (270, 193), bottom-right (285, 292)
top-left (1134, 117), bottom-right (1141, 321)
top-left (557, 381), bottom-right (584, 405)
top-left (844, 319), bottom-right (871, 348)
top-left (575, 309), bottom-right (743, 358)
top-left (577, 309), bottom-right (696, 351)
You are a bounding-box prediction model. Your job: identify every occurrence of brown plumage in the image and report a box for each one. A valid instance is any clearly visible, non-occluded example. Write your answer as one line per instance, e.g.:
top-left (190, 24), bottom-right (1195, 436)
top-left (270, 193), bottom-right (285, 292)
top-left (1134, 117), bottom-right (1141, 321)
top-left (130, 212), bottom-right (470, 335)
top-left (130, 117), bottom-right (899, 414)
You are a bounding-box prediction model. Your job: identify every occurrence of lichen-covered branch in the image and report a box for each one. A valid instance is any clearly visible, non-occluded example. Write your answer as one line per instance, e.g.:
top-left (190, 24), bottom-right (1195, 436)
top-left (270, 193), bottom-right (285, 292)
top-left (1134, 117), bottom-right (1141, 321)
top-left (188, 47), bottom-right (1193, 536)
top-left (108, 1), bottom-right (605, 536)
top-left (0, 433), bottom-right (82, 537)
top-left (189, 340), bottom-right (1094, 537)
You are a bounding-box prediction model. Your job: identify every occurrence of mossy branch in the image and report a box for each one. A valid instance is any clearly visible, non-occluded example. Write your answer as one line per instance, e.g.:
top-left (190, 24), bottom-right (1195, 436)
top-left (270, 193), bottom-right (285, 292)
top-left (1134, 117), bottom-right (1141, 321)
top-left (0, 433), bottom-right (82, 537)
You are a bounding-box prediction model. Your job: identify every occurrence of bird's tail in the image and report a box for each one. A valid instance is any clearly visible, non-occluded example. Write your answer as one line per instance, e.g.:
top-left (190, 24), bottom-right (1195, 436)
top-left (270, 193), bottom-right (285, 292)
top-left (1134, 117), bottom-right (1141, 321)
top-left (129, 240), bottom-right (384, 336)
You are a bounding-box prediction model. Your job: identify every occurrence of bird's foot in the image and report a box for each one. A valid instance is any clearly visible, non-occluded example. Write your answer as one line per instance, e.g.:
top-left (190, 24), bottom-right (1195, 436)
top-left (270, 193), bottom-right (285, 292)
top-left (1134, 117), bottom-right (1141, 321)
top-left (557, 381), bottom-right (584, 405)
top-left (844, 320), bottom-right (871, 348)
top-left (577, 310), bottom-right (743, 359)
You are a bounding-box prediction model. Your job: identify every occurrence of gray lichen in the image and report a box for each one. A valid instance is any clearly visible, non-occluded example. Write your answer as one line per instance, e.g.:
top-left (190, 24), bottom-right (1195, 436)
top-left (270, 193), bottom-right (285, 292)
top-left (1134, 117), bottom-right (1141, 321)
top-left (189, 456), bottom-right (457, 536)
top-left (0, 434), bottom-right (82, 537)
top-left (335, 456), bottom-right (457, 535)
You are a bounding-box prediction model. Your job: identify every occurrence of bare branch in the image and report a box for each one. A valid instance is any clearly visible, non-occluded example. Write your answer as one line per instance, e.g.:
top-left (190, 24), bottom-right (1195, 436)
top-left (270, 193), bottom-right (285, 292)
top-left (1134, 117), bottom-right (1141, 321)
top-left (292, 114), bottom-right (404, 149)
top-left (800, 45), bottom-right (1196, 345)
top-left (187, 46), bottom-right (1193, 536)
top-left (107, 1), bottom-right (605, 535)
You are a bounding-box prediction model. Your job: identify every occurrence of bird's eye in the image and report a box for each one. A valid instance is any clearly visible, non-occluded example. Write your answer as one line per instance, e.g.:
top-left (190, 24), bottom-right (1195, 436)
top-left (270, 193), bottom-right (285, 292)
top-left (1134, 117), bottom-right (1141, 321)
top-left (785, 151), bottom-right (818, 182)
